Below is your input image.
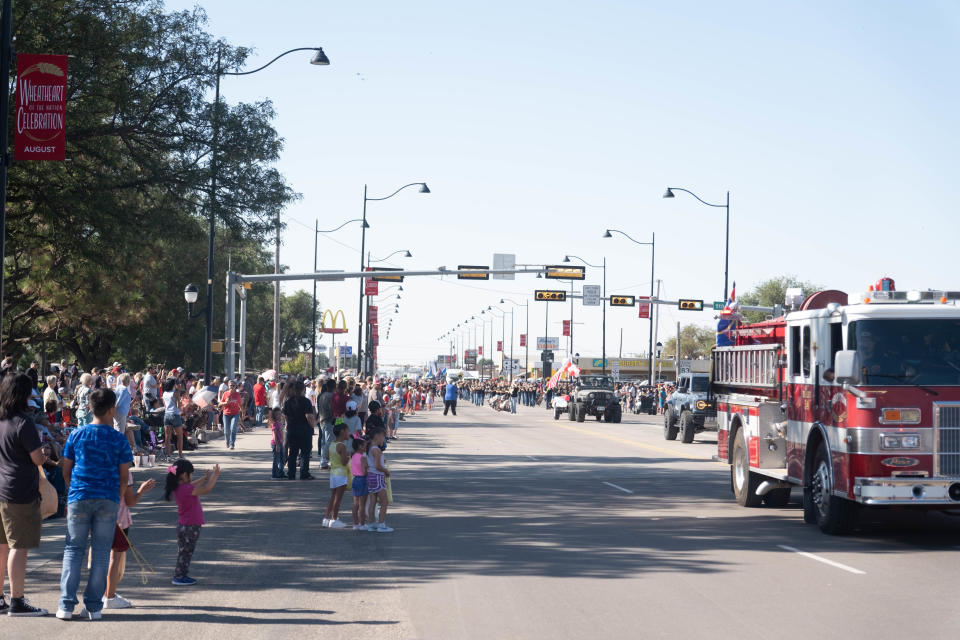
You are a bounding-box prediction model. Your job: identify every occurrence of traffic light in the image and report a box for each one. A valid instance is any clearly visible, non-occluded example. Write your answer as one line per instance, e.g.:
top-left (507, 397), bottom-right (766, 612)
top-left (609, 295), bottom-right (636, 307)
top-left (535, 290), bottom-right (567, 302)
top-left (545, 265), bottom-right (586, 280)
top-left (457, 265), bottom-right (490, 280)
top-left (678, 299), bottom-right (704, 311)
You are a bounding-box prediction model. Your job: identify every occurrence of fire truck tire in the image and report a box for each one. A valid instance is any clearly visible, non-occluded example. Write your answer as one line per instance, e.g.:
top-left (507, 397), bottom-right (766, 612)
top-left (762, 488), bottom-right (791, 507)
top-left (576, 405), bottom-right (586, 422)
top-left (732, 431), bottom-right (763, 507)
top-left (680, 411), bottom-right (696, 444)
top-left (811, 441), bottom-right (859, 534)
top-left (664, 410), bottom-right (679, 440)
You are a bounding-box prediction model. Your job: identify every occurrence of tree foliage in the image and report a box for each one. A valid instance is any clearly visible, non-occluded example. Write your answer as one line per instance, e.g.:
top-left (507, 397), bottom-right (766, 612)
top-left (738, 276), bottom-right (823, 323)
top-left (661, 325), bottom-right (716, 360)
top-left (4, 0), bottom-right (298, 369)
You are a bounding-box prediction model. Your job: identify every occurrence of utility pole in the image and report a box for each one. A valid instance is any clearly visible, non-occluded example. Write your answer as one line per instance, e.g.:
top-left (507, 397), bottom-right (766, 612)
top-left (273, 214), bottom-right (281, 373)
top-left (676, 320), bottom-right (681, 383)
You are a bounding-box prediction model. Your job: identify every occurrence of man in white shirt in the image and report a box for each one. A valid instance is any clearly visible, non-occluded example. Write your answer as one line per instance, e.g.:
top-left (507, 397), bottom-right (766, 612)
top-left (141, 366), bottom-right (158, 403)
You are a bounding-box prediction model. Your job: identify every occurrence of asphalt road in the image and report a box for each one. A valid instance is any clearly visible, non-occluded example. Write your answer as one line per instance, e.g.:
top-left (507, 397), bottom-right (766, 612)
top-left (7, 401), bottom-right (960, 639)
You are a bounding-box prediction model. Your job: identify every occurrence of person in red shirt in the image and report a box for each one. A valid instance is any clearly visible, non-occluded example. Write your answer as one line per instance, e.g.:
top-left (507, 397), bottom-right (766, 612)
top-left (220, 381), bottom-right (242, 450)
top-left (253, 377), bottom-right (267, 425)
top-left (331, 379), bottom-right (348, 419)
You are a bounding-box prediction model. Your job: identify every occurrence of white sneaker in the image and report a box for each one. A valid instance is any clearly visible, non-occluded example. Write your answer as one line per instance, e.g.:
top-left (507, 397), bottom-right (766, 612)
top-left (103, 595), bottom-right (132, 609)
top-left (55, 609), bottom-right (72, 620)
top-left (376, 523), bottom-right (394, 533)
top-left (328, 519), bottom-right (347, 529)
top-left (80, 608), bottom-right (102, 620)
top-left (322, 518), bottom-right (330, 527)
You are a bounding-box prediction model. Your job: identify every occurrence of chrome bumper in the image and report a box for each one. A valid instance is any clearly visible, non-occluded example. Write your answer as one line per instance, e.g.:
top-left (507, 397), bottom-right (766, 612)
top-left (853, 477), bottom-right (960, 505)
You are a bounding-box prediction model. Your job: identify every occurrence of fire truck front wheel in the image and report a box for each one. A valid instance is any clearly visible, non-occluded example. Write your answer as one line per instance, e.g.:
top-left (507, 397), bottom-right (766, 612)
top-left (810, 441), bottom-right (859, 534)
top-left (732, 430), bottom-right (763, 507)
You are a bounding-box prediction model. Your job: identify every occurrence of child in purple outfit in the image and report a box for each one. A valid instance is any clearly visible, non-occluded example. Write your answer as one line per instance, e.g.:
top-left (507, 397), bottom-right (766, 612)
top-left (163, 459), bottom-right (221, 586)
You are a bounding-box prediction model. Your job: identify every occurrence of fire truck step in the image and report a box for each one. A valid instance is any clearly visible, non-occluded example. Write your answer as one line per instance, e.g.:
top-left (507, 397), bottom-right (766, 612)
top-left (755, 468), bottom-right (790, 481)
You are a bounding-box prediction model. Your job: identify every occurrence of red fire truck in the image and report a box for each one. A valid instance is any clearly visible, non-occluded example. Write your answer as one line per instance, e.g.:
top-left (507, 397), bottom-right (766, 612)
top-left (714, 279), bottom-right (960, 533)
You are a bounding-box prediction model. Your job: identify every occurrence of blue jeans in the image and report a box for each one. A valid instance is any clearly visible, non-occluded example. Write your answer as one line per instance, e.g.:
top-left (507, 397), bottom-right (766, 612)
top-left (224, 414), bottom-right (240, 448)
top-left (256, 405), bottom-right (267, 424)
top-left (319, 422), bottom-right (334, 466)
top-left (59, 498), bottom-right (119, 614)
top-left (272, 443), bottom-right (287, 477)
top-left (510, 397), bottom-right (517, 414)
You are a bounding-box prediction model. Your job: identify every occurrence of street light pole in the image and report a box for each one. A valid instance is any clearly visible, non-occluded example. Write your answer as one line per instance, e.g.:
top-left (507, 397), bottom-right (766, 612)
top-left (603, 230), bottom-right (656, 384)
top-left (564, 255), bottom-right (607, 375)
top-left (664, 187), bottom-right (730, 300)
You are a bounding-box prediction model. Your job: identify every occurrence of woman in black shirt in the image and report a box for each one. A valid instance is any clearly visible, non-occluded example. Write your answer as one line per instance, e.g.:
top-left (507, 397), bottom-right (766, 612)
top-left (282, 380), bottom-right (317, 480)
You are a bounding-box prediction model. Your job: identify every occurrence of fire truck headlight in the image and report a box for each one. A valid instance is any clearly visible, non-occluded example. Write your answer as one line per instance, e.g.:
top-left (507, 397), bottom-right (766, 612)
top-left (880, 433), bottom-right (921, 449)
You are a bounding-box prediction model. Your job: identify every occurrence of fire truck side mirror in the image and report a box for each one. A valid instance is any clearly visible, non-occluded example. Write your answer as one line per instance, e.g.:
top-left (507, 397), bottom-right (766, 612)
top-left (834, 350), bottom-right (860, 384)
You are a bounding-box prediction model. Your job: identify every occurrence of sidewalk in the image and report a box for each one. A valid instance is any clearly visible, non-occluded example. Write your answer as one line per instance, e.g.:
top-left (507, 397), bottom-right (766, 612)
top-left (6, 420), bottom-right (414, 639)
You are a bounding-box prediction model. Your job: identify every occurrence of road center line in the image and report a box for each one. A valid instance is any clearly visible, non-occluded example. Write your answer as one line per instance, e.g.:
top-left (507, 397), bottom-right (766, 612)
top-left (777, 544), bottom-right (866, 575)
top-left (602, 481), bottom-right (634, 494)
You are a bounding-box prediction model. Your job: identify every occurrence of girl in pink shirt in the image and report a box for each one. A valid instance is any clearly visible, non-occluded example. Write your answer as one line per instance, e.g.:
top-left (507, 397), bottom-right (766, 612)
top-left (164, 459), bottom-right (221, 586)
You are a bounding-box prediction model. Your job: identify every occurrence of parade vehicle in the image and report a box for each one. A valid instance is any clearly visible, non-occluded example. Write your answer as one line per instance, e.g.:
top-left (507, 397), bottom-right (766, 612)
top-left (715, 278), bottom-right (960, 533)
top-left (663, 373), bottom-right (717, 443)
top-left (566, 375), bottom-right (622, 423)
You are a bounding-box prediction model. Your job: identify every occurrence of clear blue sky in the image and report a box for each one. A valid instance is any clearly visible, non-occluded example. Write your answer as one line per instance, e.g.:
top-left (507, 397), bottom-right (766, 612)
top-left (165, 0), bottom-right (960, 366)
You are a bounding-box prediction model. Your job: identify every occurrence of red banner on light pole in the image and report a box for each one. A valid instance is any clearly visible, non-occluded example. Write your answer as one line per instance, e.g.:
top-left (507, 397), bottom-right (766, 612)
top-left (519, 334), bottom-right (526, 347)
top-left (15, 54), bottom-right (68, 162)
top-left (497, 340), bottom-right (503, 352)
top-left (478, 345), bottom-right (483, 356)
top-left (638, 296), bottom-right (651, 319)
top-left (368, 305), bottom-right (378, 323)
top-left (562, 320), bottom-right (570, 336)
top-left (365, 279), bottom-right (378, 296)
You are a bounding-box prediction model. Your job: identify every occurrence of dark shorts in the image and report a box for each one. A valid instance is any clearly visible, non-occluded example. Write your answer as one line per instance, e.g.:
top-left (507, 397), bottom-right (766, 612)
top-left (367, 473), bottom-right (386, 494)
top-left (164, 413), bottom-right (183, 428)
top-left (112, 525), bottom-right (130, 552)
top-left (352, 476), bottom-right (368, 497)
top-left (0, 498), bottom-right (42, 549)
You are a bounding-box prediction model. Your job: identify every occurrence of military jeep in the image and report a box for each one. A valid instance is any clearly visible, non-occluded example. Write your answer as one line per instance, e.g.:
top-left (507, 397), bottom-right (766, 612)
top-left (567, 375), bottom-right (622, 423)
top-left (663, 372), bottom-right (716, 443)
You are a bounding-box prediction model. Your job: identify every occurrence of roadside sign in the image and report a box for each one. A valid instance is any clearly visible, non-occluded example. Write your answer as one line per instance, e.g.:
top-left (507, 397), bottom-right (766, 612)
top-left (368, 306), bottom-right (378, 323)
top-left (611, 359), bottom-right (621, 380)
top-left (582, 284), bottom-right (601, 306)
top-left (497, 340), bottom-right (503, 352)
top-left (678, 359), bottom-right (692, 375)
top-left (365, 279), bottom-right (378, 296)
top-left (609, 295), bottom-right (636, 307)
top-left (713, 301), bottom-right (726, 311)
top-left (638, 296), bottom-right (651, 319)
top-left (562, 320), bottom-right (570, 336)
top-left (541, 349), bottom-right (554, 362)
top-left (519, 334), bottom-right (526, 347)
top-left (338, 346), bottom-right (353, 357)
top-left (492, 253), bottom-right (516, 281)
top-left (535, 290), bottom-right (566, 302)
top-left (678, 299), bottom-right (704, 311)
top-left (457, 265), bottom-right (490, 280)
top-left (545, 265), bottom-right (586, 280)
top-left (537, 337), bottom-right (559, 350)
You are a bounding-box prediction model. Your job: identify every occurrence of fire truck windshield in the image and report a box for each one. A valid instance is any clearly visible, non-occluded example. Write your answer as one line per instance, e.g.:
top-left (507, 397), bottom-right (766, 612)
top-left (850, 319), bottom-right (960, 386)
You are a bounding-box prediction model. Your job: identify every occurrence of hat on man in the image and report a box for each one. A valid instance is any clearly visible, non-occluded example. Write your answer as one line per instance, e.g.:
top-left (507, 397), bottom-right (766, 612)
top-left (346, 400), bottom-right (358, 411)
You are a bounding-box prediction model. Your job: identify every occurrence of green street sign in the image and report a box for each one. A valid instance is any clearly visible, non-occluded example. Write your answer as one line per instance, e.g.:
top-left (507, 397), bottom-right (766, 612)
top-left (713, 301), bottom-right (725, 311)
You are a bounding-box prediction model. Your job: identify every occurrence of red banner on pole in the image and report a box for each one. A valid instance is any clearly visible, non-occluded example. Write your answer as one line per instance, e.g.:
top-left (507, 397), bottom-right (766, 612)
top-left (15, 54), bottom-right (68, 162)
top-left (562, 320), bottom-right (570, 336)
top-left (478, 345), bottom-right (483, 356)
top-left (519, 334), bottom-right (526, 347)
top-left (638, 296), bottom-right (651, 319)
top-left (368, 305), bottom-right (378, 323)
top-left (365, 279), bottom-right (378, 296)
top-left (497, 340), bottom-right (503, 352)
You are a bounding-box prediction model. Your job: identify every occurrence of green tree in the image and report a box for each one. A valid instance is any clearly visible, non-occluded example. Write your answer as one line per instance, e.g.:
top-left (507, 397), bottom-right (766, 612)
top-left (662, 325), bottom-right (716, 359)
top-left (4, 1), bottom-right (297, 368)
top-left (739, 276), bottom-right (823, 323)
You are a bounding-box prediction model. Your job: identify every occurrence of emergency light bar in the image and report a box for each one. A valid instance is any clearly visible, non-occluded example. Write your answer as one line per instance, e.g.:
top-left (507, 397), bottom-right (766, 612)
top-left (860, 290), bottom-right (960, 305)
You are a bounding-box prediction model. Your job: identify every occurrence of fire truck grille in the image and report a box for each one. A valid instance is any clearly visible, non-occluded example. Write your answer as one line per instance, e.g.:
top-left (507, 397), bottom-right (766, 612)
top-left (934, 404), bottom-right (960, 477)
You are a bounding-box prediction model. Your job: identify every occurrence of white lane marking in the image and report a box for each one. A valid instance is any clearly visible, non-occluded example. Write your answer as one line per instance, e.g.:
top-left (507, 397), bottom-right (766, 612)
top-left (777, 544), bottom-right (866, 575)
top-left (525, 455), bottom-right (538, 461)
top-left (602, 481), bottom-right (634, 494)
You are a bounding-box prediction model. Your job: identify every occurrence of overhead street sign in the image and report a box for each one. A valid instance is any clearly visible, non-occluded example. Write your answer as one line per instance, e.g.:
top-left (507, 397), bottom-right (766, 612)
top-left (713, 301), bottom-right (726, 311)
top-left (678, 299), bottom-right (704, 311)
top-left (545, 265), bottom-right (586, 280)
top-left (609, 295), bottom-right (636, 307)
top-left (492, 253), bottom-right (516, 281)
top-left (457, 265), bottom-right (490, 280)
top-left (535, 290), bottom-right (567, 302)
top-left (582, 284), bottom-right (601, 306)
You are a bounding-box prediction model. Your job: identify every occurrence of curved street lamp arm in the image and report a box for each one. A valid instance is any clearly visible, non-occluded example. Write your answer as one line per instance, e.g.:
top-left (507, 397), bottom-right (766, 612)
top-left (667, 187), bottom-right (725, 208)
top-left (317, 218), bottom-right (366, 234)
top-left (369, 249), bottom-right (411, 263)
top-left (366, 183), bottom-right (427, 202)
top-left (605, 229), bottom-right (652, 246)
top-left (565, 254), bottom-right (603, 269)
top-left (224, 48), bottom-right (323, 76)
